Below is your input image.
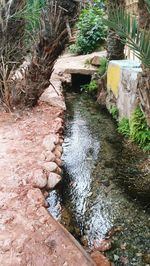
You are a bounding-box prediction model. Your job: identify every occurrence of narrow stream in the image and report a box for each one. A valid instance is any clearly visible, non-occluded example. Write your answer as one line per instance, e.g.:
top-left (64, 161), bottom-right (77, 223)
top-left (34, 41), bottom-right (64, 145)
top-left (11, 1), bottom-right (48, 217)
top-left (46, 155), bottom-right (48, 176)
top-left (47, 92), bottom-right (150, 266)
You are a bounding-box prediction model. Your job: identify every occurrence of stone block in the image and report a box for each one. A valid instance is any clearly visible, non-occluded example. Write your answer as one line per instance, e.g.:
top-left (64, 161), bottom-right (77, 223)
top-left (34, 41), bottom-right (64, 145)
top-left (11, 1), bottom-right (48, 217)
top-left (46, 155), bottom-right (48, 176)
top-left (91, 56), bottom-right (101, 66)
top-left (91, 251), bottom-right (111, 266)
top-left (40, 86), bottom-right (66, 110)
top-left (47, 173), bottom-right (62, 189)
top-left (107, 60), bottom-right (142, 119)
top-left (43, 162), bottom-right (58, 173)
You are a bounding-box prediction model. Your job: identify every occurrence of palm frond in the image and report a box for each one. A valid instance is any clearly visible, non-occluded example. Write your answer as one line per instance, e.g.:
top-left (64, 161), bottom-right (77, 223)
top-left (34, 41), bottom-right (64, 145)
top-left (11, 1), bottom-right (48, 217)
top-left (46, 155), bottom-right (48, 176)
top-left (104, 8), bottom-right (150, 69)
top-left (144, 0), bottom-right (150, 12)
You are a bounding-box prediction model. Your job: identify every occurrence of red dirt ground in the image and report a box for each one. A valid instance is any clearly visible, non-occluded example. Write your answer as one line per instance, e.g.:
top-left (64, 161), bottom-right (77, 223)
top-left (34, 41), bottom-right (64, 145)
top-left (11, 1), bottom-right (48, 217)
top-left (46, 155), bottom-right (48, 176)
top-left (0, 102), bottom-right (95, 266)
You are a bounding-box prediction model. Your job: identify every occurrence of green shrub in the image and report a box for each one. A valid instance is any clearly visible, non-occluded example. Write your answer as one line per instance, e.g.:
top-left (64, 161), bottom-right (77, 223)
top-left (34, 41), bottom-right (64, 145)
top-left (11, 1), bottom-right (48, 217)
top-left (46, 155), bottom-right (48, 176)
top-left (98, 57), bottom-right (107, 76)
top-left (82, 80), bottom-right (98, 95)
top-left (118, 118), bottom-right (130, 137)
top-left (69, 44), bottom-right (81, 54)
top-left (70, 3), bottom-right (107, 55)
top-left (130, 106), bottom-right (150, 148)
top-left (109, 105), bottom-right (119, 120)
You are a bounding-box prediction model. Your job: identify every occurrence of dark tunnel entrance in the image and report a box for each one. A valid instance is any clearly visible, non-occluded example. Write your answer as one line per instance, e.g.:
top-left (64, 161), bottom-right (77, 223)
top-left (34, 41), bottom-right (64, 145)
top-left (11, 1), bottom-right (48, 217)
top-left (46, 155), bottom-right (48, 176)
top-left (71, 73), bottom-right (91, 92)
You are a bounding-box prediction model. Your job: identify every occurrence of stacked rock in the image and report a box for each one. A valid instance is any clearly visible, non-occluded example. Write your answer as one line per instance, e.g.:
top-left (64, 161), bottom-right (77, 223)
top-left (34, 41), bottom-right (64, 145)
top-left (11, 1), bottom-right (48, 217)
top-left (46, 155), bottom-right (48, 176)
top-left (29, 116), bottom-right (64, 190)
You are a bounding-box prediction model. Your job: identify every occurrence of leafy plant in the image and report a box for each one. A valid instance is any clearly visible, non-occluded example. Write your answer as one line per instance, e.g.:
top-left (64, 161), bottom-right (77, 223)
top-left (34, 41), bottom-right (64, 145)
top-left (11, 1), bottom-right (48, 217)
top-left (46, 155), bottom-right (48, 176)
top-left (116, 108), bottom-right (150, 151)
top-left (130, 106), bottom-right (150, 148)
top-left (98, 57), bottom-right (107, 76)
top-left (82, 80), bottom-right (98, 95)
top-left (118, 118), bottom-right (130, 137)
top-left (70, 3), bottom-right (107, 55)
top-left (69, 44), bottom-right (80, 54)
top-left (109, 105), bottom-right (119, 120)
top-left (104, 7), bottom-right (150, 69)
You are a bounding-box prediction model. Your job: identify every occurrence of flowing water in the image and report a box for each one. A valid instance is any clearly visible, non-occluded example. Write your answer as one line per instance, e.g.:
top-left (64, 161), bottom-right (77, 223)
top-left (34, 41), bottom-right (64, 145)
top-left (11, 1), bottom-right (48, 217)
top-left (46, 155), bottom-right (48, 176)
top-left (47, 92), bottom-right (150, 266)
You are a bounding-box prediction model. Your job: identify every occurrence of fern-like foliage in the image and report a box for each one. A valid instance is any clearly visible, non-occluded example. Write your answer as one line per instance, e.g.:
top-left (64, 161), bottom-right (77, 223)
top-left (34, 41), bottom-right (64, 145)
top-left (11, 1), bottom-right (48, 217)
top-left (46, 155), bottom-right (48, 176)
top-left (130, 106), bottom-right (150, 147)
top-left (104, 8), bottom-right (150, 69)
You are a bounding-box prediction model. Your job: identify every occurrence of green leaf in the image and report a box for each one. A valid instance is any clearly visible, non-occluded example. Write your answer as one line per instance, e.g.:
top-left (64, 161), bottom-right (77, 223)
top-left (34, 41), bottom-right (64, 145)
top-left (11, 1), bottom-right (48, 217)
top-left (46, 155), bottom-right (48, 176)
top-left (103, 7), bottom-right (150, 69)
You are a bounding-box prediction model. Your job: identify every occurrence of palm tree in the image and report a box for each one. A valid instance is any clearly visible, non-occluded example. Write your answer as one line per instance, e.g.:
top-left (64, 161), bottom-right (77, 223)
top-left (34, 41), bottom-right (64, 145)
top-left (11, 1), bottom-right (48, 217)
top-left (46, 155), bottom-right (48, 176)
top-left (0, 0), bottom-right (78, 110)
top-left (12, 0), bottom-right (79, 108)
top-left (106, 0), bottom-right (125, 60)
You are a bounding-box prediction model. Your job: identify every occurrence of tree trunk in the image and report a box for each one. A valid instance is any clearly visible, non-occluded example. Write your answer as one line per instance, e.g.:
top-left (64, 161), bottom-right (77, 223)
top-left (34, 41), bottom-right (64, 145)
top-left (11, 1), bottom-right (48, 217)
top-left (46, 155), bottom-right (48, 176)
top-left (107, 0), bottom-right (125, 61)
top-left (137, 0), bottom-right (150, 127)
top-left (138, 0), bottom-right (150, 30)
top-left (138, 67), bottom-right (150, 127)
top-left (12, 0), bottom-right (79, 108)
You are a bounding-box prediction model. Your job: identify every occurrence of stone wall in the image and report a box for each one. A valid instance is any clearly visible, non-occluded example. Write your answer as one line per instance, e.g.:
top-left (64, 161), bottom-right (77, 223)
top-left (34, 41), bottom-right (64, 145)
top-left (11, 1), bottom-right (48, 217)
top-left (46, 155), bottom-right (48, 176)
top-left (106, 60), bottom-right (142, 120)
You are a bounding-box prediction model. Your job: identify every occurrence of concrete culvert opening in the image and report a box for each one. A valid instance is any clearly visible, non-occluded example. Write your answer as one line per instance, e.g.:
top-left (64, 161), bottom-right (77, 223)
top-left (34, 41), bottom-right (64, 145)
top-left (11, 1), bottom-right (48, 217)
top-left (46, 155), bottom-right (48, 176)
top-left (71, 73), bottom-right (91, 91)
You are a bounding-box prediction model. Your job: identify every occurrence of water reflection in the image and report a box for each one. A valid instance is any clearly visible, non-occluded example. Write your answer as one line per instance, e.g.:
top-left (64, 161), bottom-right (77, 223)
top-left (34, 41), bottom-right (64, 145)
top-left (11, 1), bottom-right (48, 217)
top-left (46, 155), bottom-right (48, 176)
top-left (48, 93), bottom-right (150, 265)
top-left (62, 109), bottom-right (100, 222)
top-left (47, 190), bottom-right (61, 220)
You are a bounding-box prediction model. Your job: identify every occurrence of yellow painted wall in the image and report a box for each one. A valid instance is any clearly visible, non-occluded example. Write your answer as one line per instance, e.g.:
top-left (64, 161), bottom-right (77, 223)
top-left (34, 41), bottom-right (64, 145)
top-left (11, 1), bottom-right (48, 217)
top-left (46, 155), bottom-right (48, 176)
top-left (107, 64), bottom-right (121, 98)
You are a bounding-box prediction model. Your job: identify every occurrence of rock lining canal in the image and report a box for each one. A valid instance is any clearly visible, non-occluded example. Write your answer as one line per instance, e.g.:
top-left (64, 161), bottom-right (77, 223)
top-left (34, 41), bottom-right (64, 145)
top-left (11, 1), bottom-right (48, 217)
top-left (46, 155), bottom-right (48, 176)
top-left (47, 92), bottom-right (150, 266)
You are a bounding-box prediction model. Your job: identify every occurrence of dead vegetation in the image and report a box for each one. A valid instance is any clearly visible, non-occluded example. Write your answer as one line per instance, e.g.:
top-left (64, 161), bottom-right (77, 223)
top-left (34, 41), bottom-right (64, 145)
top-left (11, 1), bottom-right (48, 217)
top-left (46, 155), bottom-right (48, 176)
top-left (0, 0), bottom-right (26, 111)
top-left (0, 0), bottom-right (78, 111)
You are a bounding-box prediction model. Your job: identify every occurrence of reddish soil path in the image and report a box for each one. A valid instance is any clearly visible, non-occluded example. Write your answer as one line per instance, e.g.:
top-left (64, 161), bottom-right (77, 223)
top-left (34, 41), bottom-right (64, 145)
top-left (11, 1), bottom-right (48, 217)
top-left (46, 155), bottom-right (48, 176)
top-left (0, 102), bottom-right (95, 266)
